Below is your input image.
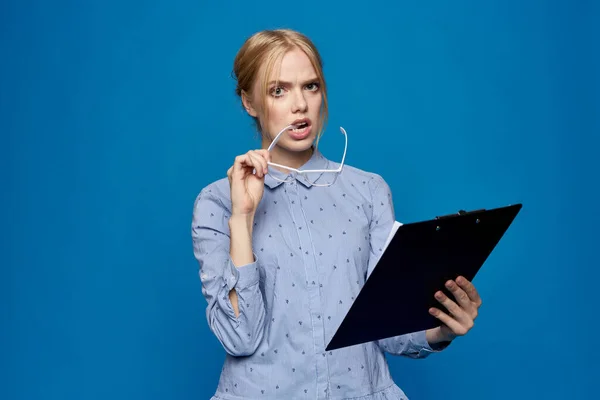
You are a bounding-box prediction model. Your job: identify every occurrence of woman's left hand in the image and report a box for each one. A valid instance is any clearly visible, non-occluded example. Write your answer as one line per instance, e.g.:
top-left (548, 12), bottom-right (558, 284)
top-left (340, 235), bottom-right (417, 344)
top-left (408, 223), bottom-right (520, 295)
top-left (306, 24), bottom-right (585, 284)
top-left (426, 276), bottom-right (482, 345)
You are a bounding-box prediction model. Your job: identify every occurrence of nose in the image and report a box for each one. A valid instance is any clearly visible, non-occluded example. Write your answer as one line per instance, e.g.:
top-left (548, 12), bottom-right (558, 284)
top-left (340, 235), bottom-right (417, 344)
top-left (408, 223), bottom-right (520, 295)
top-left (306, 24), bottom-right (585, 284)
top-left (291, 89), bottom-right (307, 113)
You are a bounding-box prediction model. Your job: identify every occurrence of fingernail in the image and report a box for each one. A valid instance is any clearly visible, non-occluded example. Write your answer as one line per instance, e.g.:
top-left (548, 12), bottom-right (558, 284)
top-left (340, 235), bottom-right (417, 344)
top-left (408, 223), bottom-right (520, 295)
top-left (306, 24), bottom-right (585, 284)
top-left (435, 292), bottom-right (443, 299)
top-left (446, 281), bottom-right (454, 289)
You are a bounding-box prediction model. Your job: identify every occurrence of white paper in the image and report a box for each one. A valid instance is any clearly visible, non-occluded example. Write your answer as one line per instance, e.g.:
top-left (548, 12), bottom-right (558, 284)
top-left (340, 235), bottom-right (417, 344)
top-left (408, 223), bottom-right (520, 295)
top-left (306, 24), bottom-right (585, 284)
top-left (383, 220), bottom-right (403, 252)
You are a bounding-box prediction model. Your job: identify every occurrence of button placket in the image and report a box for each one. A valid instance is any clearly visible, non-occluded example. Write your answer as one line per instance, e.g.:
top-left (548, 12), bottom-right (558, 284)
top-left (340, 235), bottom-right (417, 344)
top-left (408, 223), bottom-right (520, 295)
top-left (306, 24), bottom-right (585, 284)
top-left (286, 181), bottom-right (329, 398)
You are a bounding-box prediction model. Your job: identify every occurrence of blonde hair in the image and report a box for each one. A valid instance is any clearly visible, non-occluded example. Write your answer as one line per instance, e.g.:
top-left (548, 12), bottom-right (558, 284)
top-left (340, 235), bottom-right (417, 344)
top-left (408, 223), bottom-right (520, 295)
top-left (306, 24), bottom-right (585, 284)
top-left (232, 29), bottom-right (329, 142)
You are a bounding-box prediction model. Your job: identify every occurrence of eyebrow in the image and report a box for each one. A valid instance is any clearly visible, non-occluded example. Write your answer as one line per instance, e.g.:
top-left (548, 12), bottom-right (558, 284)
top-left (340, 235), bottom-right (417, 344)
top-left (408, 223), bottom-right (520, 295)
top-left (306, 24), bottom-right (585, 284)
top-left (267, 77), bottom-right (320, 86)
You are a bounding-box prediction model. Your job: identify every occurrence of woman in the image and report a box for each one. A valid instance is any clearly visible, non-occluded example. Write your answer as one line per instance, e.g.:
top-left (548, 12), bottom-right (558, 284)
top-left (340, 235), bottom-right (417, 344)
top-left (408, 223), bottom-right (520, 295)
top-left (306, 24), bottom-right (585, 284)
top-left (191, 29), bottom-right (482, 400)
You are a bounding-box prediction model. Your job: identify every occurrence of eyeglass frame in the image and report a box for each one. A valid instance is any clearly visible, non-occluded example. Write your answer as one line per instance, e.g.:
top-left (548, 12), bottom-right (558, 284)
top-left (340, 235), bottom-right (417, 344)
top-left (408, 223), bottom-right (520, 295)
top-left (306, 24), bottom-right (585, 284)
top-left (265, 124), bottom-right (348, 187)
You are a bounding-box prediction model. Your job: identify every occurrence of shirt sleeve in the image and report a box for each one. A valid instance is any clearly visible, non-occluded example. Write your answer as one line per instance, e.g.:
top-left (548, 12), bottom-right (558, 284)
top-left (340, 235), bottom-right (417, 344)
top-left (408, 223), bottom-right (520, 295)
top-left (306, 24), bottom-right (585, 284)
top-left (191, 188), bottom-right (266, 357)
top-left (366, 175), bottom-right (449, 358)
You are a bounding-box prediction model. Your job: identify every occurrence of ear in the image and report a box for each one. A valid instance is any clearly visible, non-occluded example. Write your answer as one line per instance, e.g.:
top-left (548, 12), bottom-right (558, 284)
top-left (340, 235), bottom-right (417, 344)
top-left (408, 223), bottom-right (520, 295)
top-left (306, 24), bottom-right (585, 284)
top-left (241, 90), bottom-right (258, 118)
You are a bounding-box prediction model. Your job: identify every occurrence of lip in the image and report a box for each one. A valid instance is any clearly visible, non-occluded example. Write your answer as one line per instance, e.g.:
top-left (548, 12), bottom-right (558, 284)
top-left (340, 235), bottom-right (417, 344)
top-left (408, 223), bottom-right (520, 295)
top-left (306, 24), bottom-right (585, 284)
top-left (288, 118), bottom-right (312, 140)
top-left (291, 118), bottom-right (311, 128)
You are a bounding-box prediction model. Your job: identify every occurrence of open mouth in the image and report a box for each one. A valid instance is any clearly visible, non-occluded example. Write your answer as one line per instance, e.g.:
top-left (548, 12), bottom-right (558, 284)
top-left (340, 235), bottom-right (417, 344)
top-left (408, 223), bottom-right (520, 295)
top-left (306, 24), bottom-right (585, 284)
top-left (291, 121), bottom-right (310, 132)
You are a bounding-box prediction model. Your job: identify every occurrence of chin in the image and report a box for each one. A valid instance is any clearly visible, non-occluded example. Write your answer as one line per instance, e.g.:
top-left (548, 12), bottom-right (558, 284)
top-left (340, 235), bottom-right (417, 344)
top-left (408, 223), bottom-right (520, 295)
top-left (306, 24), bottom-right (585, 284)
top-left (278, 142), bottom-right (312, 155)
top-left (283, 134), bottom-right (317, 152)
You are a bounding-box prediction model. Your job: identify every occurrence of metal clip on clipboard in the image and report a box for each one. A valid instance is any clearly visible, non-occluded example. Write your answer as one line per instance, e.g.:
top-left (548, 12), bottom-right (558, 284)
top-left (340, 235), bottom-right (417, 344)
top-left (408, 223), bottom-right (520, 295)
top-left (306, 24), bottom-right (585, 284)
top-left (434, 209), bottom-right (487, 230)
top-left (435, 209), bottom-right (486, 220)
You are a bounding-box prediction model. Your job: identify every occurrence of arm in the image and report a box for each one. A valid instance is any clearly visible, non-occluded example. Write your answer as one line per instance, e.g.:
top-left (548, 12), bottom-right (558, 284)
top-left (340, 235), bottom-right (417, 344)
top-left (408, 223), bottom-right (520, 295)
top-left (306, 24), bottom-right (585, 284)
top-left (365, 175), bottom-right (450, 359)
top-left (228, 213), bottom-right (256, 317)
top-left (191, 189), bottom-right (266, 357)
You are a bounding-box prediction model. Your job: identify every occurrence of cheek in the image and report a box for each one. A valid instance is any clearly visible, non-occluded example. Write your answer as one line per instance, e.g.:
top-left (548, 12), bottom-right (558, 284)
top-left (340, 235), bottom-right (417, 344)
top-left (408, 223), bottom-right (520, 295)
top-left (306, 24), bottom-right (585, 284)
top-left (309, 94), bottom-right (322, 113)
top-left (266, 99), bottom-right (290, 124)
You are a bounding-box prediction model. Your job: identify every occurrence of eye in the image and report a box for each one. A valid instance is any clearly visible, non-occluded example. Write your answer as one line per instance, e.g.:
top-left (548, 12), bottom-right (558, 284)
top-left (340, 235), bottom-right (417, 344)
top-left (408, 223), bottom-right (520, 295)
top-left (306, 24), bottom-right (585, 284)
top-left (305, 82), bottom-right (320, 91)
top-left (269, 86), bottom-right (285, 97)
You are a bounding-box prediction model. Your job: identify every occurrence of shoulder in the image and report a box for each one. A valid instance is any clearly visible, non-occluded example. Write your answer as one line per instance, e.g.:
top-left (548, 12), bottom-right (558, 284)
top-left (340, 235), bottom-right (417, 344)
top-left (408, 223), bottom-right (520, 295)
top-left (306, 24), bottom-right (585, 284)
top-left (332, 159), bottom-right (391, 196)
top-left (332, 161), bottom-right (396, 222)
top-left (192, 177), bottom-right (232, 217)
top-left (343, 164), bottom-right (388, 186)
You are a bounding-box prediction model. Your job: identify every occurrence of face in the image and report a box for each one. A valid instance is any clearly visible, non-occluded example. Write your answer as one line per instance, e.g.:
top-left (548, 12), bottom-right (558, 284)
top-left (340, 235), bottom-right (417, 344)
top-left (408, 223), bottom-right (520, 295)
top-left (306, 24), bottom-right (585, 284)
top-left (244, 48), bottom-right (323, 160)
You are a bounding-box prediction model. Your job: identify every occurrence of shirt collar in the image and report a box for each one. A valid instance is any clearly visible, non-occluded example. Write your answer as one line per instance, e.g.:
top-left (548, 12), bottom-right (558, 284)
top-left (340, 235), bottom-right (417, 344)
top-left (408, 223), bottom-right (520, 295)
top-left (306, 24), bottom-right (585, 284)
top-left (264, 148), bottom-right (329, 189)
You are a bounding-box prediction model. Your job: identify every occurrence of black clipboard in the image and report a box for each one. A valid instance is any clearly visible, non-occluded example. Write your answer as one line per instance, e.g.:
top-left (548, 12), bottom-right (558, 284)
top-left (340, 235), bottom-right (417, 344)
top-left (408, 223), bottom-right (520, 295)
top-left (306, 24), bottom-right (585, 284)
top-left (325, 203), bottom-right (522, 351)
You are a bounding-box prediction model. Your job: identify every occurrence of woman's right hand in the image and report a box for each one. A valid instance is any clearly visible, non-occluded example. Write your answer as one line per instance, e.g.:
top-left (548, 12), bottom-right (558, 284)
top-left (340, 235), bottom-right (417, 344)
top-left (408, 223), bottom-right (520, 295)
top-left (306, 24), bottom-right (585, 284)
top-left (227, 149), bottom-right (271, 217)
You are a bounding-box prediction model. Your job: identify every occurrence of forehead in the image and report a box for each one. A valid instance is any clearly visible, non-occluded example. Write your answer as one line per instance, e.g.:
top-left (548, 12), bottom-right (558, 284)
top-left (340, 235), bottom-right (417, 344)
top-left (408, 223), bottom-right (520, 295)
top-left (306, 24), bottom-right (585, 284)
top-left (267, 48), bottom-right (317, 83)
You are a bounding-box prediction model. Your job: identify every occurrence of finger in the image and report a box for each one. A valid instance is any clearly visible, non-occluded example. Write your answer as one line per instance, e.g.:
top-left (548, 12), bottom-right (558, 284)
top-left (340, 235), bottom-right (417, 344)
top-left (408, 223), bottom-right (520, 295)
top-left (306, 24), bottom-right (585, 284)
top-left (429, 307), bottom-right (470, 336)
top-left (231, 155), bottom-right (253, 180)
top-left (257, 149), bottom-right (271, 164)
top-left (247, 151), bottom-right (267, 177)
top-left (435, 290), bottom-right (469, 322)
top-left (235, 153), bottom-right (260, 172)
top-left (456, 276), bottom-right (482, 307)
top-left (445, 280), bottom-right (472, 310)
top-left (255, 149), bottom-right (271, 174)
top-left (248, 150), bottom-right (268, 176)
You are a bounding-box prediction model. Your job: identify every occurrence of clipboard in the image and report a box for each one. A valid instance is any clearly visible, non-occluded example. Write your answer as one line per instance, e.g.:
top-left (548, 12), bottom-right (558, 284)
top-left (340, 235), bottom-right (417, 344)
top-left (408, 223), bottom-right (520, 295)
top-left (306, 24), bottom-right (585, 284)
top-left (325, 203), bottom-right (522, 351)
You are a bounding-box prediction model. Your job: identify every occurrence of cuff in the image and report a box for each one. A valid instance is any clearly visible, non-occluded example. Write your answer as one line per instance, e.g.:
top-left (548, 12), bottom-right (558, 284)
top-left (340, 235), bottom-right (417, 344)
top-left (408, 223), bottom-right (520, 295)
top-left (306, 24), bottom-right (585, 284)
top-left (223, 254), bottom-right (260, 291)
top-left (412, 330), bottom-right (451, 357)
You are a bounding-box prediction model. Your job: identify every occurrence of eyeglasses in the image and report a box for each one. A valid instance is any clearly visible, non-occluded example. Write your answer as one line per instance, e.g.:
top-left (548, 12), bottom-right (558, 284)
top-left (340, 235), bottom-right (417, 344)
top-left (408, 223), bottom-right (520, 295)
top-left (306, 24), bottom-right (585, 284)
top-left (266, 124), bottom-right (348, 187)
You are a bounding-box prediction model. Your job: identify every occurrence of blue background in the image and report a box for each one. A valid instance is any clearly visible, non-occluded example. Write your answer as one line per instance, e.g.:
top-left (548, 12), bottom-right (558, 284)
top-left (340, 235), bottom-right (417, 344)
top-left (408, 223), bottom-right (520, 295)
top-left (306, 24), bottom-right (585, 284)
top-left (2, 0), bottom-right (598, 399)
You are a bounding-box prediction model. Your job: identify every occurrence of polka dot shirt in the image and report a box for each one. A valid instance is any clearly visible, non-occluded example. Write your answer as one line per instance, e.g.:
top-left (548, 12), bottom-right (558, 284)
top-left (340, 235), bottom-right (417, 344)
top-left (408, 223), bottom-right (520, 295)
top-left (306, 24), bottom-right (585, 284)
top-left (191, 150), bottom-right (440, 400)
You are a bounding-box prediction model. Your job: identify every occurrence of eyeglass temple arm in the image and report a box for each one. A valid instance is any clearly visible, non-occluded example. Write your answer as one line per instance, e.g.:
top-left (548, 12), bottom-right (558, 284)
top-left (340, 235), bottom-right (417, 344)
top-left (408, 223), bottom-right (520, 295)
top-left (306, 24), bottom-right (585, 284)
top-left (338, 127), bottom-right (348, 168)
top-left (266, 125), bottom-right (293, 152)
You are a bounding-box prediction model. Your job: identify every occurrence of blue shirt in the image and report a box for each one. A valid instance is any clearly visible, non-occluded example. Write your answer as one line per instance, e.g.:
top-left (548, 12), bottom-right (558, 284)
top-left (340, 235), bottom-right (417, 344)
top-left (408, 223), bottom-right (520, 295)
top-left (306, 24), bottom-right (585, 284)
top-left (191, 149), bottom-right (443, 400)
